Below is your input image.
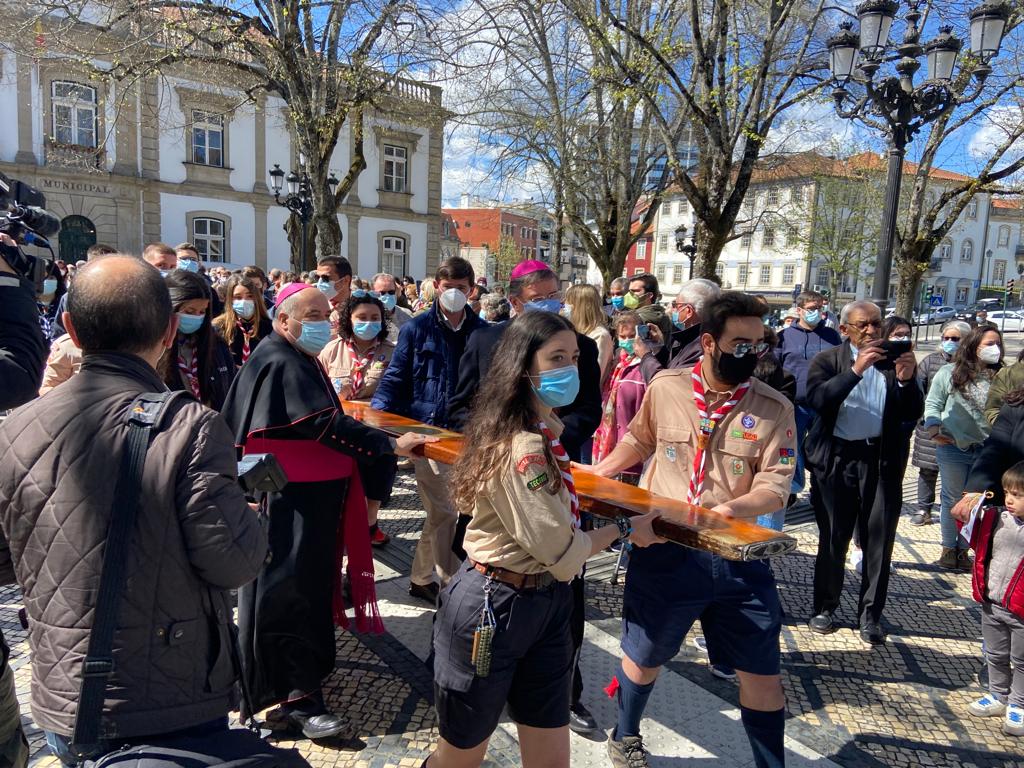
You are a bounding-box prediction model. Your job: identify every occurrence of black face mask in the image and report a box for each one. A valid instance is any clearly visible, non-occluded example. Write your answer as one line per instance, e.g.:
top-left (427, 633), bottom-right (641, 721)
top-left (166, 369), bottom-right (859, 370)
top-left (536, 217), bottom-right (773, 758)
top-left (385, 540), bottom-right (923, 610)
top-left (713, 346), bottom-right (759, 386)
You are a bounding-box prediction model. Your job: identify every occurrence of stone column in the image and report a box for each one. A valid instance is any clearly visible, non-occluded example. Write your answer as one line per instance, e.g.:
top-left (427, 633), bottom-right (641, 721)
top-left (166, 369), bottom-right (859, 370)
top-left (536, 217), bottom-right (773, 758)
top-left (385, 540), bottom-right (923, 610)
top-left (252, 94), bottom-right (268, 193)
top-left (253, 199), bottom-right (269, 270)
top-left (15, 54), bottom-right (35, 165)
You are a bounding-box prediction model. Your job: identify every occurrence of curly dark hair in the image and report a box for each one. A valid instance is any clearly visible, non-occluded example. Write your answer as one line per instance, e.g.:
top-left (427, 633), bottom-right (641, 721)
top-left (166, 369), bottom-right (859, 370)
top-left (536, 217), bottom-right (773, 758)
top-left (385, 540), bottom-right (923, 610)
top-left (338, 294), bottom-right (390, 343)
top-left (951, 324), bottom-right (1003, 394)
top-left (450, 312), bottom-right (576, 514)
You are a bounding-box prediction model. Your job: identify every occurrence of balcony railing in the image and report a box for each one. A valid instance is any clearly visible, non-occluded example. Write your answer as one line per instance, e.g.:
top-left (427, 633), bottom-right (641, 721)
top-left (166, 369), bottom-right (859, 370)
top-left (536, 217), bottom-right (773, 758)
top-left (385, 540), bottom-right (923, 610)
top-left (45, 141), bottom-right (106, 173)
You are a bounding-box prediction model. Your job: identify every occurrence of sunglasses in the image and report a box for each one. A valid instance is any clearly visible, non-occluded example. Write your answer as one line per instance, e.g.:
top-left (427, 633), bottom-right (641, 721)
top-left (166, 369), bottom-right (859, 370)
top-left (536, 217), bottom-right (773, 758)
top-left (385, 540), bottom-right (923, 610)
top-left (941, 335), bottom-right (961, 341)
top-left (727, 342), bottom-right (769, 357)
top-left (373, 290), bottom-right (397, 296)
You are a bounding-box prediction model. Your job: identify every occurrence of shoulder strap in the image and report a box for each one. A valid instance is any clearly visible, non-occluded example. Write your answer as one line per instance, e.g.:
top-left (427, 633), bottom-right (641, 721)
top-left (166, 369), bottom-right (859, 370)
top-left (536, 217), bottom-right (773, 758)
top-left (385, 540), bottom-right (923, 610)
top-left (71, 391), bottom-right (190, 756)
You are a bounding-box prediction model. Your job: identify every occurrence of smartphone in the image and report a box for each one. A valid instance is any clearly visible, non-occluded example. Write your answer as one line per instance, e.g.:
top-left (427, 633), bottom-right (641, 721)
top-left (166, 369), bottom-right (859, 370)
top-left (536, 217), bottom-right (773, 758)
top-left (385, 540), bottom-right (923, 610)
top-left (879, 339), bottom-right (912, 358)
top-left (637, 324), bottom-right (649, 339)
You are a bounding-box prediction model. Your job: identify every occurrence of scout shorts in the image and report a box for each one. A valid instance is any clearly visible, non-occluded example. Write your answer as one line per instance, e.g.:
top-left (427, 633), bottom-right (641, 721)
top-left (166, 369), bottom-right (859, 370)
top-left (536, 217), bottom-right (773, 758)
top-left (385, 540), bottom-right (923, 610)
top-left (431, 562), bottom-right (574, 749)
top-left (621, 544), bottom-right (782, 675)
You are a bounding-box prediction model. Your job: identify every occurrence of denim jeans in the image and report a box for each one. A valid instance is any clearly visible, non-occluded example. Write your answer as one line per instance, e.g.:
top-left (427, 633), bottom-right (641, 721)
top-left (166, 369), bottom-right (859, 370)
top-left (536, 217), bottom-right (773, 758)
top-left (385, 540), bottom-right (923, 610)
top-left (791, 404), bottom-right (814, 494)
top-left (45, 717), bottom-right (229, 766)
top-left (936, 443), bottom-right (981, 549)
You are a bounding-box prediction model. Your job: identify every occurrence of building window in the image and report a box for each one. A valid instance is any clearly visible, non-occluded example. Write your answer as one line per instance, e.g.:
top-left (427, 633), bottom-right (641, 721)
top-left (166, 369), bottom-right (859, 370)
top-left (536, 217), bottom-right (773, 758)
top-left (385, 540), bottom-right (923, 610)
top-left (741, 231), bottom-right (752, 248)
top-left (786, 225), bottom-right (799, 246)
top-left (192, 217), bottom-right (226, 262)
top-left (763, 226), bottom-right (776, 247)
top-left (956, 285), bottom-right (969, 303)
top-left (767, 188), bottom-right (779, 206)
top-left (738, 264), bottom-right (749, 284)
top-left (967, 199), bottom-right (978, 219)
top-left (677, 199), bottom-right (688, 215)
top-left (715, 263), bottom-right (724, 279)
top-left (783, 264), bottom-right (795, 284)
top-left (940, 239), bottom-right (952, 260)
top-left (994, 259), bottom-right (1007, 284)
top-left (51, 81), bottom-right (97, 148)
top-left (659, 234), bottom-right (669, 252)
top-left (637, 240), bottom-right (647, 260)
top-left (672, 264), bottom-right (684, 283)
top-left (383, 144), bottom-right (408, 193)
top-left (662, 201), bottom-right (672, 216)
top-left (759, 264), bottom-right (771, 284)
top-left (381, 235), bottom-right (407, 276)
top-left (934, 285), bottom-right (947, 301)
top-left (961, 239), bottom-right (974, 262)
top-left (998, 225), bottom-right (1011, 247)
top-left (190, 110), bottom-right (224, 167)
top-left (791, 185), bottom-right (804, 204)
top-left (816, 266), bottom-right (831, 288)
top-left (633, 267), bottom-right (643, 275)
top-left (656, 264), bottom-right (667, 282)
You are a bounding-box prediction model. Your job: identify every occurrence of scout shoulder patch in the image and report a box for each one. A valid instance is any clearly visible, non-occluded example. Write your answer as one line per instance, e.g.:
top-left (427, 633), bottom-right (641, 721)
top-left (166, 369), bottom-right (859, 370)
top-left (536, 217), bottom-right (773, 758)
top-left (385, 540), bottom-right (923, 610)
top-left (516, 454), bottom-right (547, 474)
top-left (526, 473), bottom-right (549, 491)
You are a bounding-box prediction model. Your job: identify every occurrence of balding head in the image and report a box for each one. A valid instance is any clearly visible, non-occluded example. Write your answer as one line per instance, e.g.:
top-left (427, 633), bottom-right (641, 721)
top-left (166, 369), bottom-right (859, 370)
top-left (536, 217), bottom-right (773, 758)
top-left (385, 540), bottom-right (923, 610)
top-left (65, 256), bottom-right (175, 360)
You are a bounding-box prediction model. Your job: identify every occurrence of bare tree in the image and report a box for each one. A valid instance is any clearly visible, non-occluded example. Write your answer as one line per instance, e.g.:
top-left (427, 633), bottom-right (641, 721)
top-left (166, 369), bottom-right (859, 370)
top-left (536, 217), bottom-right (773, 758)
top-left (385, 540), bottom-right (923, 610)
top-left (13, 0), bottom-right (443, 270)
top-left (565, 0), bottom-right (831, 279)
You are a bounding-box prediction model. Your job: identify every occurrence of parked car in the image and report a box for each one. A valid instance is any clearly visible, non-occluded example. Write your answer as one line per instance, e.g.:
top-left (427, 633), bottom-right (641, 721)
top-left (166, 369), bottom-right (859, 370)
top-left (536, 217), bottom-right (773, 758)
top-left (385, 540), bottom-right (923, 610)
top-left (918, 306), bottom-right (956, 325)
top-left (957, 299), bottom-right (1004, 322)
top-left (986, 310), bottom-right (1024, 332)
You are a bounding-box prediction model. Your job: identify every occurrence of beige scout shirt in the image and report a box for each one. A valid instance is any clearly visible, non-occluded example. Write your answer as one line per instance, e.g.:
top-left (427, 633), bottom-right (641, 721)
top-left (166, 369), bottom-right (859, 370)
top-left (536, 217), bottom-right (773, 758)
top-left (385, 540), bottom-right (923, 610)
top-left (318, 337), bottom-right (396, 400)
top-left (464, 420), bottom-right (591, 582)
top-left (620, 367), bottom-right (796, 513)
top-left (39, 334), bottom-right (82, 395)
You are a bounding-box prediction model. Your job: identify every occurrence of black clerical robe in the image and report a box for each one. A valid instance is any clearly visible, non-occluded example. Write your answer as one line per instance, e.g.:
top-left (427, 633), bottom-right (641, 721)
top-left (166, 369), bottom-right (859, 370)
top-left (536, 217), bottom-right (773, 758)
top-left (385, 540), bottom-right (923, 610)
top-left (221, 332), bottom-right (393, 714)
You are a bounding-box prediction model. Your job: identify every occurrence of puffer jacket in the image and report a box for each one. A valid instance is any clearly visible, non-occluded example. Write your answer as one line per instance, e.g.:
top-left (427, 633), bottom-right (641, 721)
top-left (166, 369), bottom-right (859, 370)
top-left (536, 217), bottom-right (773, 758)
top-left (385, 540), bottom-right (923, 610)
top-left (985, 361), bottom-right (1024, 425)
top-left (0, 352), bottom-right (267, 740)
top-left (912, 350), bottom-right (952, 471)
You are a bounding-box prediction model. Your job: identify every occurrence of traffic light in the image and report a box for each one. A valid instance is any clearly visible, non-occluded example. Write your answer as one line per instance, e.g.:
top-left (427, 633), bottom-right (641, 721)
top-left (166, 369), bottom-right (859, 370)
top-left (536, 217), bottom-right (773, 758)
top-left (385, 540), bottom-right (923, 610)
top-left (925, 285), bottom-right (934, 300)
top-left (1008, 279), bottom-right (1016, 296)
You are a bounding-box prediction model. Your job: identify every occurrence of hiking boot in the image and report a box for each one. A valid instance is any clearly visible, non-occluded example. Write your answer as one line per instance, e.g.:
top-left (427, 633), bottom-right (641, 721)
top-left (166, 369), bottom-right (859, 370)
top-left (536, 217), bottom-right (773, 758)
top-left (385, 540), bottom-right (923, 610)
top-left (957, 548), bottom-right (974, 573)
top-left (968, 693), bottom-right (1006, 718)
top-left (910, 510), bottom-right (932, 526)
top-left (608, 735), bottom-right (650, 768)
top-left (936, 547), bottom-right (959, 570)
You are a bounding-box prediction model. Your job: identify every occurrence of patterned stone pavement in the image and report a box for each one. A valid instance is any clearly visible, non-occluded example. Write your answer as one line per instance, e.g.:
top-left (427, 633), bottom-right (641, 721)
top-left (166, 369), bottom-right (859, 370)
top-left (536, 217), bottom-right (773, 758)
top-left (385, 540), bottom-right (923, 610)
top-left (11, 460), bottom-right (1022, 766)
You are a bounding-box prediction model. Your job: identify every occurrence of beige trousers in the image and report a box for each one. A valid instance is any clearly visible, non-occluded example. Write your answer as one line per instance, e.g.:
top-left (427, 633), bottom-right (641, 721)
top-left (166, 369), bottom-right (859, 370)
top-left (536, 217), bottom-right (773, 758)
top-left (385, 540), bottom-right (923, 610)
top-left (410, 458), bottom-right (461, 586)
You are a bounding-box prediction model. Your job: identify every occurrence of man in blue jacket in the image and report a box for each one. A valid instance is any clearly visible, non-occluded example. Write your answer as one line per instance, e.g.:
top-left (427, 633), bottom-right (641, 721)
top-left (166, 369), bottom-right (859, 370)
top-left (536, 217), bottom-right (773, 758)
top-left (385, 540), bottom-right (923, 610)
top-left (777, 290), bottom-right (841, 498)
top-left (372, 256), bottom-right (485, 602)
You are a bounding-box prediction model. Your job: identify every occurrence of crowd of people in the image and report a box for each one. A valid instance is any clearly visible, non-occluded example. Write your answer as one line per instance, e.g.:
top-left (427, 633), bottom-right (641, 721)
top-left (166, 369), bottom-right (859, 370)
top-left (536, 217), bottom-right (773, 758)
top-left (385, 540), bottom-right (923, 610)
top-left (0, 242), bottom-right (1023, 768)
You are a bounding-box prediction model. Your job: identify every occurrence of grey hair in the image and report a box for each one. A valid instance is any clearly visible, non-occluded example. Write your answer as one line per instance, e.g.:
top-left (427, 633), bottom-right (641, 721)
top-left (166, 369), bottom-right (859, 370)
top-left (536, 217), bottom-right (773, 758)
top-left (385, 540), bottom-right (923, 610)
top-left (610, 277), bottom-right (628, 291)
top-left (371, 272), bottom-right (396, 287)
top-left (508, 267), bottom-right (558, 298)
top-left (277, 290), bottom-right (304, 318)
top-left (942, 319), bottom-right (971, 337)
top-left (676, 278), bottom-right (721, 318)
top-left (840, 300), bottom-right (880, 324)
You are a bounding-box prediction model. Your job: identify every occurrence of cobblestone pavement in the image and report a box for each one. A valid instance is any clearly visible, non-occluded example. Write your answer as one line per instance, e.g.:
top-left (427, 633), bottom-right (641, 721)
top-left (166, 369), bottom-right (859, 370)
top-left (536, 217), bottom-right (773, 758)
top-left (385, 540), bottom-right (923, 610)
top-left (11, 461), bottom-right (1020, 767)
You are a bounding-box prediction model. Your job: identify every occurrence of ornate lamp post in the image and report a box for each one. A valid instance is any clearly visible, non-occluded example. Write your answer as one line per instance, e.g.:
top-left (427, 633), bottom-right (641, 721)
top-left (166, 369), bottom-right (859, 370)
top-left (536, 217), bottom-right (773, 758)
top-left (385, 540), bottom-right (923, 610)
top-left (269, 157), bottom-right (339, 268)
top-left (826, 0), bottom-right (1009, 309)
top-left (674, 223), bottom-right (698, 280)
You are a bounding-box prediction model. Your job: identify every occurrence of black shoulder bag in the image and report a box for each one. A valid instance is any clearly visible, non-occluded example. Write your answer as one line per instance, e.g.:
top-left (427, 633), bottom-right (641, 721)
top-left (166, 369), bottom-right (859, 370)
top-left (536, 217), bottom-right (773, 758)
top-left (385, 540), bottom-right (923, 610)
top-left (69, 392), bottom-right (308, 768)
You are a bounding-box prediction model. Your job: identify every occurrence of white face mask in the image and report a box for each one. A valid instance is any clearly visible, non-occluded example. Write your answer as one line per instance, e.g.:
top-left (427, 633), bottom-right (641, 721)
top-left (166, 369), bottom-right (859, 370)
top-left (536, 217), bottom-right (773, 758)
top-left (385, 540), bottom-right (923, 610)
top-left (439, 287), bottom-right (468, 314)
top-left (979, 344), bottom-right (1002, 364)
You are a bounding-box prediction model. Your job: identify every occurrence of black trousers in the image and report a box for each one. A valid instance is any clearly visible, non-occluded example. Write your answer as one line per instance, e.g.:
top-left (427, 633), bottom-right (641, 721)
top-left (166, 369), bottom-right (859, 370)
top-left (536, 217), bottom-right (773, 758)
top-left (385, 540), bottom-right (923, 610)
top-left (810, 439), bottom-right (902, 625)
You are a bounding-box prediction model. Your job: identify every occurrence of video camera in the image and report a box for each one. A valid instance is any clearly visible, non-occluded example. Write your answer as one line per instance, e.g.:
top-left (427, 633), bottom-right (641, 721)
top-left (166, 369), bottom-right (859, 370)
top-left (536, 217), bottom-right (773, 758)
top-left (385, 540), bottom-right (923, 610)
top-left (0, 171), bottom-right (61, 291)
top-left (237, 453), bottom-right (288, 496)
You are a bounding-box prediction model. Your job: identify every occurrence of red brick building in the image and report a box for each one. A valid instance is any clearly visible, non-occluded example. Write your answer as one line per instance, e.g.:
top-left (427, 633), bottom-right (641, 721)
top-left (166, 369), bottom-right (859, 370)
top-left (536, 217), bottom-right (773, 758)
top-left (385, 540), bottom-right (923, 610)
top-left (442, 207), bottom-right (540, 276)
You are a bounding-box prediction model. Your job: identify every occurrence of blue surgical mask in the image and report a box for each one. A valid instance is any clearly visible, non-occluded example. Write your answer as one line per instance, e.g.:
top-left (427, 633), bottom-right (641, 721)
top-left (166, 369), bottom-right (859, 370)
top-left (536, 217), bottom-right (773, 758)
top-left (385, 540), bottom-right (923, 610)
top-left (232, 299), bottom-right (255, 319)
top-left (523, 298), bottom-right (563, 314)
top-left (295, 319), bottom-right (332, 356)
top-left (619, 338), bottom-right (636, 356)
top-left (941, 339), bottom-right (959, 356)
top-left (375, 293), bottom-right (397, 312)
top-left (317, 279), bottom-right (338, 300)
top-left (353, 320), bottom-right (382, 341)
top-left (159, 269), bottom-right (170, 278)
top-left (178, 259), bottom-right (200, 274)
top-left (610, 296), bottom-right (625, 311)
top-left (42, 278), bottom-right (57, 295)
top-left (671, 310), bottom-right (685, 330)
top-left (560, 304), bottom-right (573, 320)
top-left (177, 312), bottom-right (204, 335)
top-left (531, 365), bottom-right (580, 408)
top-left (802, 309), bottom-right (821, 327)
top-left (351, 289), bottom-right (368, 299)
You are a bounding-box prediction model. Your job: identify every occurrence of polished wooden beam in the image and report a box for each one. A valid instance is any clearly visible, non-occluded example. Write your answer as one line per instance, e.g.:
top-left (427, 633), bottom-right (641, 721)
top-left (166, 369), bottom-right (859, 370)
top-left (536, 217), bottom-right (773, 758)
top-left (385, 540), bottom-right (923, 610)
top-left (343, 401), bottom-right (797, 561)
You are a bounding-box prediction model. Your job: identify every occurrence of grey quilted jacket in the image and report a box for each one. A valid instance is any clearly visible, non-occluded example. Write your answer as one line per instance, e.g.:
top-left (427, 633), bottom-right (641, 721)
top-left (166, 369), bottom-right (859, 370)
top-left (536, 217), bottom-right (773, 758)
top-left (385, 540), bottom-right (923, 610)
top-left (912, 350), bottom-right (952, 471)
top-left (0, 352), bottom-right (267, 740)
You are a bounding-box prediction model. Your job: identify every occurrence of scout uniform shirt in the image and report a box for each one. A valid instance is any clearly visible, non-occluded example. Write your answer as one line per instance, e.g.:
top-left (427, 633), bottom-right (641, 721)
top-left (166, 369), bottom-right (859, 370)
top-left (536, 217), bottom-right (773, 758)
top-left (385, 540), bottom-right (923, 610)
top-left (620, 366), bottom-right (796, 511)
top-left (463, 417), bottom-right (591, 582)
top-left (318, 337), bottom-right (396, 401)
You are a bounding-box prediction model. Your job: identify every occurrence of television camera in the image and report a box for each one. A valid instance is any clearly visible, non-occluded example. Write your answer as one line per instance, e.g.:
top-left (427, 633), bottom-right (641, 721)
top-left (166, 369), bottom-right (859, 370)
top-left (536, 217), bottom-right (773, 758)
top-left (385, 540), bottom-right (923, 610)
top-left (0, 171), bottom-right (61, 291)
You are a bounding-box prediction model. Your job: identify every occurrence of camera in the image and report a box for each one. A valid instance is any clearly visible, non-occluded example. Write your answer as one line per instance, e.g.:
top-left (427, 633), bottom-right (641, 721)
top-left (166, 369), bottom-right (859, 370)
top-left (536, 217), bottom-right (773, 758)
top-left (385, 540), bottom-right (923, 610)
top-left (0, 171), bottom-right (61, 291)
top-left (237, 453), bottom-right (288, 495)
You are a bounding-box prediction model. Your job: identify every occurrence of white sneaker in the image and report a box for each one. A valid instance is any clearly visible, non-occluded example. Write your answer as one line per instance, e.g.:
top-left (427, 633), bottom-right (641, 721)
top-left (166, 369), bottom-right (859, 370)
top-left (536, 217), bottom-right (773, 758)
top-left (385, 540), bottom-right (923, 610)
top-left (692, 636), bottom-right (709, 654)
top-left (969, 693), bottom-right (1007, 717)
top-left (848, 548), bottom-right (863, 574)
top-left (1004, 704), bottom-right (1024, 736)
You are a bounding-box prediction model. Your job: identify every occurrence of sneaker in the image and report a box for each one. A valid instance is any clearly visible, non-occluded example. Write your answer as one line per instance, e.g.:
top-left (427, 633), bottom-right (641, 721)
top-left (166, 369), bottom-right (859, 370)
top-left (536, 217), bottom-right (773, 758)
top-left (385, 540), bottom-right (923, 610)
top-left (849, 548), bottom-right (863, 574)
top-left (692, 636), bottom-right (709, 654)
top-left (608, 735), bottom-right (649, 768)
top-left (910, 510), bottom-right (932, 526)
top-left (936, 547), bottom-right (959, 570)
top-left (710, 664), bottom-right (737, 681)
top-left (968, 693), bottom-right (1007, 718)
top-left (1004, 704), bottom-right (1024, 736)
top-left (370, 526), bottom-right (390, 547)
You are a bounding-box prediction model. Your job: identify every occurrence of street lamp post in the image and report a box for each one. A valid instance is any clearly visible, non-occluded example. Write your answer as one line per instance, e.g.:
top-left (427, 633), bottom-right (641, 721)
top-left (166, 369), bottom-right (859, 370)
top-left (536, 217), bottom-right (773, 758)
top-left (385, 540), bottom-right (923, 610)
top-left (674, 223), bottom-right (698, 280)
top-left (826, 0), bottom-right (1009, 310)
top-left (269, 158), bottom-right (340, 269)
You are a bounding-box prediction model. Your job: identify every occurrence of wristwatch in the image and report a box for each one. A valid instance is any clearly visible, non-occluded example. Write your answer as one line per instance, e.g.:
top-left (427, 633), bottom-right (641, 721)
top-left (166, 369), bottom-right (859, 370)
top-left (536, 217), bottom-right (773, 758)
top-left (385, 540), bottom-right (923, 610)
top-left (614, 515), bottom-right (633, 549)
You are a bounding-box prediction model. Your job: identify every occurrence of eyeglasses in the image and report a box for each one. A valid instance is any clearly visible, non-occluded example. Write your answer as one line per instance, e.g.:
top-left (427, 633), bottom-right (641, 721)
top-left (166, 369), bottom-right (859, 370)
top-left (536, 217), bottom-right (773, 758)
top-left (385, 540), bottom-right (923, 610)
top-left (529, 291), bottom-right (563, 302)
top-left (848, 319), bottom-right (881, 330)
top-left (941, 335), bottom-right (961, 341)
top-left (726, 341), bottom-right (770, 358)
top-left (373, 289), bottom-right (397, 296)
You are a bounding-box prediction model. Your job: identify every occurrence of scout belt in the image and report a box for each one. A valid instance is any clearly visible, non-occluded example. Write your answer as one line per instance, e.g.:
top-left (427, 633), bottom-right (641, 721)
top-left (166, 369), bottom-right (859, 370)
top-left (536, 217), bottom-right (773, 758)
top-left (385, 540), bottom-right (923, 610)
top-left (471, 560), bottom-right (556, 590)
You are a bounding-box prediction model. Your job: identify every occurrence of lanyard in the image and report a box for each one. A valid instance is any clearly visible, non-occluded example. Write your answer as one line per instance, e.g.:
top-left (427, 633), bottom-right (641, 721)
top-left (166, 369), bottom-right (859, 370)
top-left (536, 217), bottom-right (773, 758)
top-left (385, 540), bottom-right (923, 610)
top-left (687, 357), bottom-right (750, 505)
top-left (536, 421), bottom-right (580, 528)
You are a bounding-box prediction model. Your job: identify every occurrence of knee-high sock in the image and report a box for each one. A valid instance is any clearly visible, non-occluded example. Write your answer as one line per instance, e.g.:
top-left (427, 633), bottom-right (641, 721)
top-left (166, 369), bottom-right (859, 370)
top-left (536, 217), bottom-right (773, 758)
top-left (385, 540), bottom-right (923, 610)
top-left (741, 706), bottom-right (785, 768)
top-left (612, 662), bottom-right (656, 742)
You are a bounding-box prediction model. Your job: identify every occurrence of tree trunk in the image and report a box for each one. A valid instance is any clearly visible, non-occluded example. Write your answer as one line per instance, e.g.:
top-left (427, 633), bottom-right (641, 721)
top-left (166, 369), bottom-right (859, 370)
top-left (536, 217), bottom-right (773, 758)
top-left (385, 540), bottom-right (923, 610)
top-left (894, 257), bottom-right (923, 319)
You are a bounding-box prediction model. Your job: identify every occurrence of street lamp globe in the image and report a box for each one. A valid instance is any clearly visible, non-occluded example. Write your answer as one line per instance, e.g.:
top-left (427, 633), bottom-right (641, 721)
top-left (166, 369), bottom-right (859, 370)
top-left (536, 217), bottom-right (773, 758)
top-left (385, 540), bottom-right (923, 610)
top-left (286, 171), bottom-right (300, 197)
top-left (828, 22), bottom-right (861, 84)
top-left (925, 27), bottom-right (962, 83)
top-left (855, 0), bottom-right (899, 57)
top-left (969, 1), bottom-right (1010, 61)
top-left (674, 223), bottom-right (688, 251)
top-left (327, 172), bottom-right (340, 195)
top-left (269, 164), bottom-right (285, 195)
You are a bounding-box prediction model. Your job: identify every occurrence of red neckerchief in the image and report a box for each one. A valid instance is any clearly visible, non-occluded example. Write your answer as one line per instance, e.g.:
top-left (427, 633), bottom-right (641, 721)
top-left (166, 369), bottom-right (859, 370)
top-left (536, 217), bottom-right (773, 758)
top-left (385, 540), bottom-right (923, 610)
top-left (687, 357), bottom-right (750, 505)
top-left (177, 340), bottom-right (201, 400)
top-left (536, 420), bottom-right (580, 528)
top-left (235, 319), bottom-right (253, 364)
top-left (344, 339), bottom-right (378, 397)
